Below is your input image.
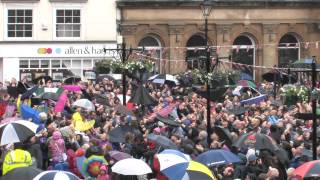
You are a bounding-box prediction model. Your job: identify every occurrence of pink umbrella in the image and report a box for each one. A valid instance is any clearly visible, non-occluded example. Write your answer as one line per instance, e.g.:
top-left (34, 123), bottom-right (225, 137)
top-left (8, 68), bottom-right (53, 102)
top-left (54, 92), bottom-right (68, 113)
top-left (63, 85), bottom-right (81, 92)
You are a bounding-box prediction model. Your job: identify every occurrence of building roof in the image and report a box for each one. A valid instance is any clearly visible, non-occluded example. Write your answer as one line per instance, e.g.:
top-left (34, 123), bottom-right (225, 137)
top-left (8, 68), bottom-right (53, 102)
top-left (117, 0), bottom-right (320, 8)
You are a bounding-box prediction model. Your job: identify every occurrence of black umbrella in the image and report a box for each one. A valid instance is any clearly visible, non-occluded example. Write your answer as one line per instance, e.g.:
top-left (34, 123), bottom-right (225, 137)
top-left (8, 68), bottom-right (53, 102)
top-left (147, 133), bottom-right (178, 149)
top-left (213, 126), bottom-right (233, 148)
top-left (94, 94), bottom-right (109, 106)
top-left (96, 74), bottom-right (116, 82)
top-left (32, 76), bottom-right (52, 85)
top-left (155, 114), bottom-right (180, 127)
top-left (234, 132), bottom-right (279, 152)
top-left (109, 125), bottom-right (135, 143)
top-left (17, 81), bottom-right (30, 94)
top-left (193, 85), bottom-right (230, 102)
top-left (227, 106), bottom-right (248, 116)
top-left (21, 86), bottom-right (38, 100)
top-left (114, 104), bottom-right (133, 116)
top-left (40, 92), bottom-right (59, 101)
top-left (0, 167), bottom-right (43, 180)
top-left (7, 86), bottom-right (19, 98)
top-left (64, 76), bottom-right (81, 84)
top-left (130, 84), bottom-right (157, 106)
top-left (262, 69), bottom-right (297, 84)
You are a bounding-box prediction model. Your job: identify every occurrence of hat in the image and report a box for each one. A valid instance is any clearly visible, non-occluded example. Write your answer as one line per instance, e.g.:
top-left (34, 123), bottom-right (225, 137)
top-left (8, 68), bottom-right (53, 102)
top-left (100, 164), bottom-right (108, 171)
top-left (52, 131), bottom-right (62, 140)
top-left (247, 154), bottom-right (258, 162)
top-left (153, 127), bottom-right (161, 134)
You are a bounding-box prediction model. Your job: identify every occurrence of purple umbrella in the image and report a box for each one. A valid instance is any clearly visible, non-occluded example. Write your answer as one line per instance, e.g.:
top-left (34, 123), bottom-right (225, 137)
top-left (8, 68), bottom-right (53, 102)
top-left (108, 151), bottom-right (131, 161)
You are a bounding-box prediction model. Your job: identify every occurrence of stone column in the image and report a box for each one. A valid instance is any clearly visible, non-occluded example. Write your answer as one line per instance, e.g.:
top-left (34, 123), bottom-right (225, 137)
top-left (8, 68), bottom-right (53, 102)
top-left (121, 25), bottom-right (138, 47)
top-left (168, 25), bottom-right (185, 74)
top-left (216, 24), bottom-right (232, 58)
top-left (262, 24), bottom-right (279, 68)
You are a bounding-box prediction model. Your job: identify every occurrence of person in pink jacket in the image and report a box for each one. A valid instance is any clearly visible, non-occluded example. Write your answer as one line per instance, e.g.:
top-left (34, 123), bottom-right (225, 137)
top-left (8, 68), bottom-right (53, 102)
top-left (49, 131), bottom-right (66, 165)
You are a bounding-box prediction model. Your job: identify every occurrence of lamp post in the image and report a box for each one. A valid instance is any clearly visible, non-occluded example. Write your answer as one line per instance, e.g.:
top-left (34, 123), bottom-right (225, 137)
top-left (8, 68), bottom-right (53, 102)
top-left (201, 0), bottom-right (213, 146)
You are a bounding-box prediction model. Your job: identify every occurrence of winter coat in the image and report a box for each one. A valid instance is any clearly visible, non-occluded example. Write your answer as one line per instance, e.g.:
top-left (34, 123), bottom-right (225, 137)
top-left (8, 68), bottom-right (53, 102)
top-left (49, 131), bottom-right (66, 163)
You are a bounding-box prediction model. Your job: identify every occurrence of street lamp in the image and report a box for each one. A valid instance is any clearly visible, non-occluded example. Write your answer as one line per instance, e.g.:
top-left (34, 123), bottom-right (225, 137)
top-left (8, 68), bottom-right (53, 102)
top-left (201, 0), bottom-right (213, 146)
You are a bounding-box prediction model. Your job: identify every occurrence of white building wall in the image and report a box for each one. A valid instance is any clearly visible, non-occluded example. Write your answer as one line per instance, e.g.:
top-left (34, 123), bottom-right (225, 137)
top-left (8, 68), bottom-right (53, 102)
top-left (3, 57), bottom-right (19, 82)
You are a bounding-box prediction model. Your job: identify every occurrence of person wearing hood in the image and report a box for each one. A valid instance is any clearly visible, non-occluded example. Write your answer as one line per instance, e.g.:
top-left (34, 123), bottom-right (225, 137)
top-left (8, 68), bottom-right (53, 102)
top-left (48, 131), bottom-right (66, 166)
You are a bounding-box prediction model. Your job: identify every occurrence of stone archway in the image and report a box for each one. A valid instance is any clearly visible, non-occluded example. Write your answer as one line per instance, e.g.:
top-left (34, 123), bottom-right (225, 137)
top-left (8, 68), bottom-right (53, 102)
top-left (185, 34), bottom-right (207, 69)
top-left (278, 33), bottom-right (300, 68)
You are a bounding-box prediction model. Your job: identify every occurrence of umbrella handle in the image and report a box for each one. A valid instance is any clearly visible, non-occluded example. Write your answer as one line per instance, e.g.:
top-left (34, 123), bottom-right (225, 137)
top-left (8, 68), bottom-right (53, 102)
top-left (156, 146), bottom-right (162, 154)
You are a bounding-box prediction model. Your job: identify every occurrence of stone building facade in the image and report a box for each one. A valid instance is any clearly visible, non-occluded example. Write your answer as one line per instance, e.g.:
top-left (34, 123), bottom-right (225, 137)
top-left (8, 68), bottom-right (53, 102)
top-left (117, 0), bottom-right (320, 81)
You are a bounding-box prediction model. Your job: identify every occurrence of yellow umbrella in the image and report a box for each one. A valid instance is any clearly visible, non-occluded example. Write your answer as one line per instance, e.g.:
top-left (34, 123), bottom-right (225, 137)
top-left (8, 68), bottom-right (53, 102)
top-left (187, 160), bottom-right (217, 180)
top-left (74, 120), bottom-right (95, 132)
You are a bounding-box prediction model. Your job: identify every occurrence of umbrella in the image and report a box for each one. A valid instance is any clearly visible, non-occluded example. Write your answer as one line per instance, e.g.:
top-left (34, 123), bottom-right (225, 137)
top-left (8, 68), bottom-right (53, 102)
top-left (117, 95), bottom-right (131, 105)
top-left (74, 120), bottom-right (95, 132)
top-left (160, 149), bottom-right (191, 160)
top-left (291, 59), bottom-right (320, 69)
top-left (227, 106), bottom-right (248, 116)
top-left (111, 158), bottom-right (152, 175)
top-left (237, 80), bottom-right (256, 88)
top-left (33, 170), bottom-right (80, 180)
top-left (96, 74), bottom-right (122, 82)
top-left (240, 94), bottom-right (267, 105)
top-left (40, 92), bottom-right (59, 101)
top-left (212, 126), bottom-right (233, 147)
top-left (32, 75), bottom-right (52, 85)
top-left (7, 86), bottom-right (19, 98)
top-left (82, 155), bottom-right (107, 178)
top-left (63, 85), bottom-right (82, 92)
top-left (196, 149), bottom-right (242, 167)
top-left (108, 151), bottom-right (132, 161)
top-left (129, 84), bottom-right (157, 106)
top-left (17, 81), bottom-right (30, 94)
top-left (36, 87), bottom-right (63, 96)
top-left (72, 99), bottom-right (95, 111)
top-left (147, 133), bottom-right (177, 149)
top-left (155, 114), bottom-right (181, 127)
top-left (64, 76), bottom-right (81, 84)
top-left (0, 117), bottom-right (18, 125)
top-left (108, 125), bottom-right (135, 143)
top-left (0, 120), bottom-right (38, 145)
top-left (54, 92), bottom-right (67, 113)
top-left (185, 161), bottom-right (216, 180)
top-left (193, 85), bottom-right (230, 102)
top-left (234, 132), bottom-right (279, 152)
top-left (21, 86), bottom-right (38, 100)
top-left (157, 151), bottom-right (190, 180)
top-left (148, 74), bottom-right (180, 86)
top-left (293, 160), bottom-right (320, 179)
top-left (262, 69), bottom-right (297, 84)
top-left (20, 105), bottom-right (41, 124)
top-left (114, 104), bottom-right (133, 116)
top-left (240, 72), bottom-right (253, 81)
top-left (0, 167), bottom-right (43, 180)
top-left (94, 94), bottom-right (109, 106)
top-left (157, 104), bottom-right (175, 118)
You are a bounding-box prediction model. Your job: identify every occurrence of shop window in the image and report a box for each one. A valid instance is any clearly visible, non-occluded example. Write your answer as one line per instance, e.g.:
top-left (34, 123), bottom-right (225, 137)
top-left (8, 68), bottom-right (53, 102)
top-left (83, 59), bottom-right (92, 68)
top-left (51, 60), bottom-right (61, 68)
top-left (40, 60), bottom-right (49, 68)
top-left (30, 60), bottom-right (39, 68)
top-left (62, 60), bottom-right (71, 68)
top-left (7, 9), bottom-right (33, 37)
top-left (56, 9), bottom-right (81, 37)
top-left (72, 59), bottom-right (81, 68)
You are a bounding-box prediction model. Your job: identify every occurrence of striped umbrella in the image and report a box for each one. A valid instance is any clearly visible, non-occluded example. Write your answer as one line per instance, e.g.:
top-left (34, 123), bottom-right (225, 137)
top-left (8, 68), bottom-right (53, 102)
top-left (33, 170), bottom-right (80, 180)
top-left (0, 120), bottom-right (38, 145)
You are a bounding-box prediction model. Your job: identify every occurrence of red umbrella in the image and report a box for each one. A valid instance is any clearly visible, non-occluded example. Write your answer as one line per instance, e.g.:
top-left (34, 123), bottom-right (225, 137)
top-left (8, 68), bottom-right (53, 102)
top-left (293, 160), bottom-right (320, 180)
top-left (157, 104), bottom-right (175, 118)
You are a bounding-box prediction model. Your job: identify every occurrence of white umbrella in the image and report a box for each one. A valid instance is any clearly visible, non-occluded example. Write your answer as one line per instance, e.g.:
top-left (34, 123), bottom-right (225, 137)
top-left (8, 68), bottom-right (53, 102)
top-left (148, 74), bottom-right (180, 86)
top-left (33, 170), bottom-right (79, 180)
top-left (111, 158), bottom-right (152, 175)
top-left (0, 120), bottom-right (38, 145)
top-left (72, 99), bottom-right (95, 111)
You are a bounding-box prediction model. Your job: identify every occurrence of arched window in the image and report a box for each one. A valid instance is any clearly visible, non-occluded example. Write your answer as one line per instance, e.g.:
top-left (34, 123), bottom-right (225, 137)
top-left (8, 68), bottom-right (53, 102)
top-left (186, 35), bottom-right (206, 69)
top-left (232, 35), bottom-right (256, 80)
top-left (278, 34), bottom-right (300, 68)
top-left (138, 35), bottom-right (162, 73)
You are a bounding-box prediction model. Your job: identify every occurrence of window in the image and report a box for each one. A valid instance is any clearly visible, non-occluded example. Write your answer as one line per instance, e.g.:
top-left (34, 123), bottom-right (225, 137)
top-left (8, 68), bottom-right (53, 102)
top-left (56, 9), bottom-right (80, 37)
top-left (278, 34), bottom-right (300, 68)
top-left (20, 60), bottom-right (29, 68)
top-left (30, 60), bottom-right (39, 68)
top-left (7, 9), bottom-right (33, 37)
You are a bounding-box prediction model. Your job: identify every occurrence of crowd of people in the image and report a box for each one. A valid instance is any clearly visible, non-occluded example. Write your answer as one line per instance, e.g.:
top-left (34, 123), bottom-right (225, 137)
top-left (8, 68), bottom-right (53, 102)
top-left (0, 74), bottom-right (318, 180)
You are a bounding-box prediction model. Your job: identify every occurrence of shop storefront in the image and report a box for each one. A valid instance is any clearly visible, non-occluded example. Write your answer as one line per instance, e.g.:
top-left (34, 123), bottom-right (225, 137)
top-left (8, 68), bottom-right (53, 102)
top-left (0, 42), bottom-right (117, 82)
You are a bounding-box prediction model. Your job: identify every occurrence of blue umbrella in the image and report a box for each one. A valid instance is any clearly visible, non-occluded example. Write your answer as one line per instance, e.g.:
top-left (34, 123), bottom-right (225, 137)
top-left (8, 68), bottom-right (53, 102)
top-left (196, 149), bottom-right (242, 167)
top-left (21, 105), bottom-right (41, 124)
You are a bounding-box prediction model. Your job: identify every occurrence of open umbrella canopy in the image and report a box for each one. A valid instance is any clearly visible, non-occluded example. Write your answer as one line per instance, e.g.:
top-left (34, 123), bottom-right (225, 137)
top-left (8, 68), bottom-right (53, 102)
top-left (293, 160), bottom-right (320, 179)
top-left (21, 86), bottom-right (38, 100)
top-left (148, 74), bottom-right (180, 86)
top-left (0, 120), bottom-right (38, 145)
top-left (108, 125), bottom-right (135, 143)
top-left (7, 86), bottom-right (20, 98)
top-left (34, 170), bottom-right (80, 180)
top-left (111, 158), bottom-right (152, 175)
top-left (147, 133), bottom-right (177, 149)
top-left (212, 126), bottom-right (233, 148)
top-left (96, 74), bottom-right (122, 82)
top-left (82, 155), bottom-right (107, 178)
top-left (155, 114), bottom-right (181, 127)
top-left (185, 161), bottom-right (217, 180)
top-left (0, 167), bottom-right (43, 180)
top-left (234, 132), bottom-right (279, 152)
top-left (21, 105), bottom-right (41, 124)
top-left (74, 120), bottom-right (95, 132)
top-left (262, 69), bottom-right (297, 84)
top-left (237, 80), bottom-right (256, 88)
top-left (108, 151), bottom-right (132, 161)
top-left (196, 149), bottom-right (242, 167)
top-left (64, 76), bottom-right (81, 84)
top-left (130, 84), bottom-right (157, 106)
top-left (240, 94), bottom-right (268, 106)
top-left (72, 99), bottom-right (95, 111)
top-left (291, 58), bottom-right (320, 69)
top-left (40, 92), bottom-right (59, 101)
